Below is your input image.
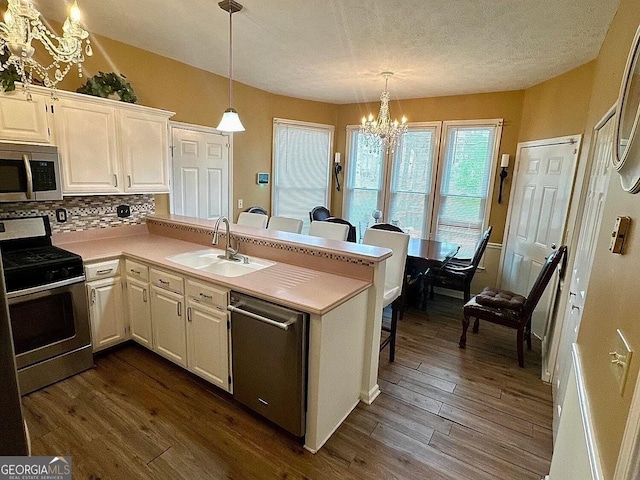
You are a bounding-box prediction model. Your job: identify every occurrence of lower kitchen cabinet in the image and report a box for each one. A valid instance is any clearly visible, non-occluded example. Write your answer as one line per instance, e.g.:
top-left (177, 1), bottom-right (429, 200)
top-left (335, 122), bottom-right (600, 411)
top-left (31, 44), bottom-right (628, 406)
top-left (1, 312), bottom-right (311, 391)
top-left (87, 276), bottom-right (126, 352)
top-left (126, 277), bottom-right (152, 348)
top-left (150, 283), bottom-right (187, 367)
top-left (186, 279), bottom-right (231, 392)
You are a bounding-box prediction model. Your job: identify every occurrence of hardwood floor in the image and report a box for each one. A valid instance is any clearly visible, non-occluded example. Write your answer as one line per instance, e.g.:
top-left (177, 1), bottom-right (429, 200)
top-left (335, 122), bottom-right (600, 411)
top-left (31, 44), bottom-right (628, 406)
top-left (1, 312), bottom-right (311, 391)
top-left (22, 296), bottom-right (552, 479)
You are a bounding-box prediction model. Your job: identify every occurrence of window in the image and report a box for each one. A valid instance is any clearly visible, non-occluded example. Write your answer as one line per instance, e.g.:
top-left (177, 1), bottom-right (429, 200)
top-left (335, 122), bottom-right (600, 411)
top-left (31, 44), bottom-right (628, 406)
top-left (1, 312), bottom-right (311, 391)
top-left (272, 119), bottom-right (334, 232)
top-left (344, 119), bottom-right (502, 256)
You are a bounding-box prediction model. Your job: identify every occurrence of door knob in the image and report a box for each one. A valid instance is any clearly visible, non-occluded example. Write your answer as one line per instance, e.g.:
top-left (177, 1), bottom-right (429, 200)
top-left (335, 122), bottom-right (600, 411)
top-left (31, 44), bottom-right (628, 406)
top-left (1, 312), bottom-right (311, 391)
top-left (551, 244), bottom-right (557, 250)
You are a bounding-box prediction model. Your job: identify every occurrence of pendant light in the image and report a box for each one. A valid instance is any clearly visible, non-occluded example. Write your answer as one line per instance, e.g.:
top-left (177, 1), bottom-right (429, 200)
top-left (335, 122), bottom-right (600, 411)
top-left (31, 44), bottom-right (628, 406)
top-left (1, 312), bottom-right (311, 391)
top-left (216, 0), bottom-right (245, 132)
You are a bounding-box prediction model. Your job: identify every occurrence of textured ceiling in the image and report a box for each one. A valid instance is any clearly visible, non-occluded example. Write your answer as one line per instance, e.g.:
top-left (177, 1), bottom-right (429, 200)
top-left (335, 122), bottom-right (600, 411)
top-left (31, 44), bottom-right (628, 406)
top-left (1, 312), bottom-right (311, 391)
top-left (36, 0), bottom-right (620, 104)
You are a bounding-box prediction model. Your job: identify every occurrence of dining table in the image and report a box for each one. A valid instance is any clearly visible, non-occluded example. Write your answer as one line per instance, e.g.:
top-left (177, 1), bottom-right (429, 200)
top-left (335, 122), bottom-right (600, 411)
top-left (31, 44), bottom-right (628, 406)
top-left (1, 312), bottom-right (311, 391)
top-left (406, 237), bottom-right (461, 309)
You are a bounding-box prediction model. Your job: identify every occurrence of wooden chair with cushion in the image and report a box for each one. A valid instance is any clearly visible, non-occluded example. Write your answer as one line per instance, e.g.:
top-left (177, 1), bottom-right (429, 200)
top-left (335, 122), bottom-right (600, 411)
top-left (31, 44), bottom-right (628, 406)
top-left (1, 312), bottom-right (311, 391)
top-left (363, 227), bottom-right (410, 362)
top-left (267, 216), bottom-right (303, 234)
top-left (237, 212), bottom-right (268, 228)
top-left (325, 217), bottom-right (357, 242)
top-left (245, 206), bottom-right (268, 215)
top-left (460, 245), bottom-right (567, 367)
top-left (424, 225), bottom-right (493, 304)
top-left (308, 221), bottom-right (349, 241)
top-left (309, 206), bottom-right (331, 222)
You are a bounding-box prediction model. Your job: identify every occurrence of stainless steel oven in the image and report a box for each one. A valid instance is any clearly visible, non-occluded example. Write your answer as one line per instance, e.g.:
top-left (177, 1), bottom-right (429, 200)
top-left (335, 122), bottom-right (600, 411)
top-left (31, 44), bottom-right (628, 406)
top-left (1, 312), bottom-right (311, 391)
top-left (0, 216), bottom-right (93, 395)
top-left (0, 143), bottom-right (62, 202)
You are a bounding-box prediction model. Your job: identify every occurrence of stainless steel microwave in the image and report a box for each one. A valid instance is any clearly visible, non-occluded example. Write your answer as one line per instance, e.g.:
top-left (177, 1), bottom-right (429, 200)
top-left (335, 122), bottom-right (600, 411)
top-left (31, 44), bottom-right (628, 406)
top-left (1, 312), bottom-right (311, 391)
top-left (0, 143), bottom-right (62, 202)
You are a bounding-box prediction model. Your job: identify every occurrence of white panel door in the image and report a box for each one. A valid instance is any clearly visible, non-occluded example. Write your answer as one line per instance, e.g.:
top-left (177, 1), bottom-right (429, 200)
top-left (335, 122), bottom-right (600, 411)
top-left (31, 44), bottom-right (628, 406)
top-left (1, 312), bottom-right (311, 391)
top-left (171, 125), bottom-right (229, 220)
top-left (552, 109), bottom-right (614, 437)
top-left (500, 136), bottom-right (580, 340)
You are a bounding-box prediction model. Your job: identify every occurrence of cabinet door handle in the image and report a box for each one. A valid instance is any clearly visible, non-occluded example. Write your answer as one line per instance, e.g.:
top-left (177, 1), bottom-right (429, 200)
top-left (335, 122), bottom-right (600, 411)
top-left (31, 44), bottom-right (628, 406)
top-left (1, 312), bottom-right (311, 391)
top-left (97, 268), bottom-right (113, 275)
top-left (128, 175), bottom-right (132, 188)
top-left (177, 301), bottom-right (182, 317)
top-left (187, 307), bottom-right (192, 322)
top-left (158, 279), bottom-right (169, 285)
top-left (91, 289), bottom-right (96, 304)
top-left (113, 174), bottom-right (118, 187)
top-left (199, 293), bottom-right (213, 300)
top-left (142, 288), bottom-right (147, 303)
top-left (130, 269), bottom-right (141, 275)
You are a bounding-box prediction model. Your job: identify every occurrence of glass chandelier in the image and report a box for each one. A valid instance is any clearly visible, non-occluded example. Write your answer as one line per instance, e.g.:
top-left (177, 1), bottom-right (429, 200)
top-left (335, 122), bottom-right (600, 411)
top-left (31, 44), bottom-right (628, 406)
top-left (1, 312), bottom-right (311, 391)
top-left (0, 0), bottom-right (92, 95)
top-left (360, 72), bottom-right (407, 153)
top-left (216, 0), bottom-right (245, 132)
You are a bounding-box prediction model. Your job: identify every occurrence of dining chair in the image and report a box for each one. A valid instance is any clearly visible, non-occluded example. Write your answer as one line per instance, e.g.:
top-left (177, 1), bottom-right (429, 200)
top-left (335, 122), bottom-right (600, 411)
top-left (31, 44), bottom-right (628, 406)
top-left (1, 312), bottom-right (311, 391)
top-left (267, 216), bottom-right (303, 234)
top-left (325, 217), bottom-right (357, 242)
top-left (424, 226), bottom-right (493, 304)
top-left (245, 206), bottom-right (268, 215)
top-left (363, 227), bottom-right (410, 362)
top-left (370, 223), bottom-right (403, 233)
top-left (460, 245), bottom-right (566, 367)
top-left (309, 206), bottom-right (331, 222)
top-left (237, 212), bottom-right (268, 228)
top-left (308, 220), bottom-right (349, 241)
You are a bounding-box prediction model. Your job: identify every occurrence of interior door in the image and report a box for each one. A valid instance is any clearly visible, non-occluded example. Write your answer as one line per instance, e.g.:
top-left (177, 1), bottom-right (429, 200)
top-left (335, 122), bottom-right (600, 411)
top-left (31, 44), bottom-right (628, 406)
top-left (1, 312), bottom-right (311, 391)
top-left (171, 124), bottom-right (230, 220)
top-left (552, 108), bottom-right (615, 437)
top-left (499, 136), bottom-right (581, 341)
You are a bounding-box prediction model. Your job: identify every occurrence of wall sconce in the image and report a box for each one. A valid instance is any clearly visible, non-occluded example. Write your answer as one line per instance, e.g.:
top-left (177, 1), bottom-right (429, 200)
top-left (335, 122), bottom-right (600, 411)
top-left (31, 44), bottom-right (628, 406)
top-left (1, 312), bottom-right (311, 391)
top-left (498, 154), bottom-right (509, 204)
top-left (334, 152), bottom-right (342, 191)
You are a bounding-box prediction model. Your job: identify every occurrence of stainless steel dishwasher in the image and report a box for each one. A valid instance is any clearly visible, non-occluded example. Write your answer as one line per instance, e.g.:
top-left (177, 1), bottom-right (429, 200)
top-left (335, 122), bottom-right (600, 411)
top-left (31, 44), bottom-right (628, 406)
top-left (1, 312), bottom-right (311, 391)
top-left (228, 292), bottom-right (308, 437)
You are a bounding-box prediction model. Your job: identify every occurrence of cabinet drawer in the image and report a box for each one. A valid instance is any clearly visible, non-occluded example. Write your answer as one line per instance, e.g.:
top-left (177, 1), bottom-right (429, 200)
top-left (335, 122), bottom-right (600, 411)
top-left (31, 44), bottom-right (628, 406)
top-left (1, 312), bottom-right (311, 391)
top-left (186, 279), bottom-right (228, 310)
top-left (85, 259), bottom-right (121, 281)
top-left (125, 259), bottom-right (149, 281)
top-left (150, 268), bottom-right (184, 294)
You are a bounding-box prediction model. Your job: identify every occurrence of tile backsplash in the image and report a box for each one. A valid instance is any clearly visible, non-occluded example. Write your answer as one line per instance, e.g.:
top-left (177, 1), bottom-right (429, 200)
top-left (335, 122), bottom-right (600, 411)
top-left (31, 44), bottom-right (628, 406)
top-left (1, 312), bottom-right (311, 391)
top-left (0, 195), bottom-right (155, 233)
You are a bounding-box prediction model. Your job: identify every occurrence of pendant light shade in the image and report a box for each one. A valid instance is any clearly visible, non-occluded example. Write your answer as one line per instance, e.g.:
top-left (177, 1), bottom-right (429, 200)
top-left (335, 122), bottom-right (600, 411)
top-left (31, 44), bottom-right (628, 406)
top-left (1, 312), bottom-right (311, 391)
top-left (217, 108), bottom-right (245, 132)
top-left (217, 0), bottom-right (245, 133)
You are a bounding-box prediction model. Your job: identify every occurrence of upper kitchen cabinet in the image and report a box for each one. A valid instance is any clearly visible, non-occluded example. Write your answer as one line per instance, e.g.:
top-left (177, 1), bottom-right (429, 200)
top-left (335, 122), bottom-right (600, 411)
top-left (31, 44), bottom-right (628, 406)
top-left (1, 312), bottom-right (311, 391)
top-left (54, 97), bottom-right (121, 194)
top-left (0, 89), bottom-right (52, 144)
top-left (118, 109), bottom-right (171, 193)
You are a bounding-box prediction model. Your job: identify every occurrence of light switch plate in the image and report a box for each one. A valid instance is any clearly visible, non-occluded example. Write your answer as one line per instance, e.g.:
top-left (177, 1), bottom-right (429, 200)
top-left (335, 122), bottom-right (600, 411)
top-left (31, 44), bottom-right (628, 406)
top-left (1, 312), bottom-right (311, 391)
top-left (610, 328), bottom-right (633, 395)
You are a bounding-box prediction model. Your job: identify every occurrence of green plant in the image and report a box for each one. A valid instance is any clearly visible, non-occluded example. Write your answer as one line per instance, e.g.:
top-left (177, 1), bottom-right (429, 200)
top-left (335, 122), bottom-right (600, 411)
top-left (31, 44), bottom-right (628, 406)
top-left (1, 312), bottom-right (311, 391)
top-left (0, 47), bottom-right (21, 92)
top-left (76, 71), bottom-right (137, 103)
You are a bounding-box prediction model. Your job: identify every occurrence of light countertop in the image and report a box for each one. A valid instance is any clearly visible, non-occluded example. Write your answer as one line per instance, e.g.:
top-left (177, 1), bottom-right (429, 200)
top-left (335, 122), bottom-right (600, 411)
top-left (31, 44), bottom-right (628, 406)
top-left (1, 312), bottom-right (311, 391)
top-left (54, 227), bottom-right (372, 315)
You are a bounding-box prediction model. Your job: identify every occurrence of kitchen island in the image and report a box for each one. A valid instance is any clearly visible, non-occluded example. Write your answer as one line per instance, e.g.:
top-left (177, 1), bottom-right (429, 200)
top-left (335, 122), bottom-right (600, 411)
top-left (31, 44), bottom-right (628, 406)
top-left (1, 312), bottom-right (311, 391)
top-left (54, 214), bottom-right (391, 452)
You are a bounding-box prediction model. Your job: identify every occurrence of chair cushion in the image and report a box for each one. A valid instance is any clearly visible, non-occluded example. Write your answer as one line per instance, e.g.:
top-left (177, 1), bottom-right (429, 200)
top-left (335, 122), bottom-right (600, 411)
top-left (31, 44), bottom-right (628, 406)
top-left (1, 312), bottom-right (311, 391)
top-left (475, 286), bottom-right (526, 311)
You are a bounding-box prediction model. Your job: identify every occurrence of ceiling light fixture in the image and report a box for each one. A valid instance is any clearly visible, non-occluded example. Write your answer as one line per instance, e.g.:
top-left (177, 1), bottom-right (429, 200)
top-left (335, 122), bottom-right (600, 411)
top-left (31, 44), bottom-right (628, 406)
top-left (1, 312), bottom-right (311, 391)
top-left (0, 0), bottom-right (92, 96)
top-left (216, 0), bottom-right (245, 133)
top-left (360, 72), bottom-right (407, 153)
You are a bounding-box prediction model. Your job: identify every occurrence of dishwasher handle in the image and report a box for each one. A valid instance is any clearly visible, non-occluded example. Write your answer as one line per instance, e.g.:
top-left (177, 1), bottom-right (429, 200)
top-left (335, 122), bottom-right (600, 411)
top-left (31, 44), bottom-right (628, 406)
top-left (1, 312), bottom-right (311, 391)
top-left (228, 304), bottom-right (297, 331)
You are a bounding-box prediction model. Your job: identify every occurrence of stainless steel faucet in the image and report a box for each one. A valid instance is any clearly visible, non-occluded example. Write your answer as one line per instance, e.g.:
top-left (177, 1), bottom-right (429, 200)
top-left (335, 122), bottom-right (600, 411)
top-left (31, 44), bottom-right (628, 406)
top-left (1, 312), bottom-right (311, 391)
top-left (212, 216), bottom-right (240, 261)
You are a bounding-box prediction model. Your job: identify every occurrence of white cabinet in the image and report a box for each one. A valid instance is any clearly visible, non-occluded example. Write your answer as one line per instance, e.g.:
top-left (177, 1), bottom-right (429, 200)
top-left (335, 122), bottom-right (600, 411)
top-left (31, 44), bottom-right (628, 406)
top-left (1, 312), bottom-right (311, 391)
top-left (118, 109), bottom-right (170, 193)
top-left (125, 259), bottom-right (151, 347)
top-left (54, 97), bottom-right (121, 194)
top-left (85, 259), bottom-right (126, 352)
top-left (0, 89), bottom-right (52, 143)
top-left (186, 279), bottom-right (231, 392)
top-left (150, 268), bottom-right (186, 367)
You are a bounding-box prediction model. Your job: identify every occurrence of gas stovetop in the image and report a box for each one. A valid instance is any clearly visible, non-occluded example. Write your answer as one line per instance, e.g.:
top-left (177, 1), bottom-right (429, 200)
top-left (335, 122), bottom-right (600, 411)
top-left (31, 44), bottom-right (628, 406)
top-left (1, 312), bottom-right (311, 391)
top-left (0, 217), bottom-right (85, 293)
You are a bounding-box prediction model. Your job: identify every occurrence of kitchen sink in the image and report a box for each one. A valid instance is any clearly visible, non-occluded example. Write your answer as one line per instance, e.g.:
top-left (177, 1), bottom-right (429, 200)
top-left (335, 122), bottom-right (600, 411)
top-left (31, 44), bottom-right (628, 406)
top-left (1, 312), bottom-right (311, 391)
top-left (166, 249), bottom-right (274, 277)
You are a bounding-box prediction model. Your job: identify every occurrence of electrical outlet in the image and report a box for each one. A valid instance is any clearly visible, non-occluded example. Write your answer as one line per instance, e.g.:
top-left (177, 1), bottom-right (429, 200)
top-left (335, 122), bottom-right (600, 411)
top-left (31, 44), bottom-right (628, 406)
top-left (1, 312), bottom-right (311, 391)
top-left (238, 199), bottom-right (243, 209)
top-left (610, 329), bottom-right (633, 395)
top-left (117, 204), bottom-right (131, 218)
top-left (55, 208), bottom-right (67, 223)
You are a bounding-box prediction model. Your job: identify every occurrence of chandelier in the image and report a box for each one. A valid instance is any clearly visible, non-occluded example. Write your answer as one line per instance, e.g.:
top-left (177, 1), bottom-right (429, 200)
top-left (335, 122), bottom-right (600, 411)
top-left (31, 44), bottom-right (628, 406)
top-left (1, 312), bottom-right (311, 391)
top-left (0, 0), bottom-right (92, 95)
top-left (216, 0), bottom-right (245, 132)
top-left (360, 72), bottom-right (407, 153)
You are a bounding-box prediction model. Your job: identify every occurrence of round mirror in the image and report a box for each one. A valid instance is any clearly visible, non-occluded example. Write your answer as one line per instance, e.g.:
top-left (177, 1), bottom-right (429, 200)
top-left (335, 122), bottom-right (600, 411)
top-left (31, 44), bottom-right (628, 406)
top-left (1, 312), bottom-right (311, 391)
top-left (613, 25), bottom-right (640, 192)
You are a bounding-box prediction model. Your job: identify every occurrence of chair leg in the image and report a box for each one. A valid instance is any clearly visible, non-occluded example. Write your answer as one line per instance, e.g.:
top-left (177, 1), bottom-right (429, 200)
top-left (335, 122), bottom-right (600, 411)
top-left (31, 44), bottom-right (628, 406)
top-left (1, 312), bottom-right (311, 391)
top-left (418, 276), bottom-right (427, 310)
top-left (429, 284), bottom-right (435, 300)
top-left (464, 283), bottom-right (471, 303)
top-left (525, 320), bottom-right (532, 350)
top-left (389, 304), bottom-right (399, 362)
top-left (460, 314), bottom-right (470, 348)
top-left (516, 328), bottom-right (525, 368)
top-left (472, 318), bottom-right (479, 333)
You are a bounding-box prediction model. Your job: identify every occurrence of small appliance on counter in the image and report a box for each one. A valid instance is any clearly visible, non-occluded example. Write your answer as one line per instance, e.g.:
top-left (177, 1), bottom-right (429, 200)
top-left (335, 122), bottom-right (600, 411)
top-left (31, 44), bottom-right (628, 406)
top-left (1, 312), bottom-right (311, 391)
top-left (0, 216), bottom-right (93, 395)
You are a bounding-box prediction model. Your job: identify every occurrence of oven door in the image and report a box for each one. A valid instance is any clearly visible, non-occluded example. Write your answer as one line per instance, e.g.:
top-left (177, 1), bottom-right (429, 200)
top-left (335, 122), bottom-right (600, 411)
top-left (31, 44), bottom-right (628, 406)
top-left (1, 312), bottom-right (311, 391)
top-left (7, 277), bottom-right (91, 370)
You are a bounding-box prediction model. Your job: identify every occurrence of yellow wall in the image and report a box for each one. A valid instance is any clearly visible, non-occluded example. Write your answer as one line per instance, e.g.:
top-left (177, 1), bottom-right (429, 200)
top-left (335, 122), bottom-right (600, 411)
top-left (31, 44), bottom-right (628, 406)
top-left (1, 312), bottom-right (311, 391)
top-left (335, 91), bottom-right (526, 242)
top-left (519, 60), bottom-right (596, 143)
top-left (571, 2), bottom-right (640, 476)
